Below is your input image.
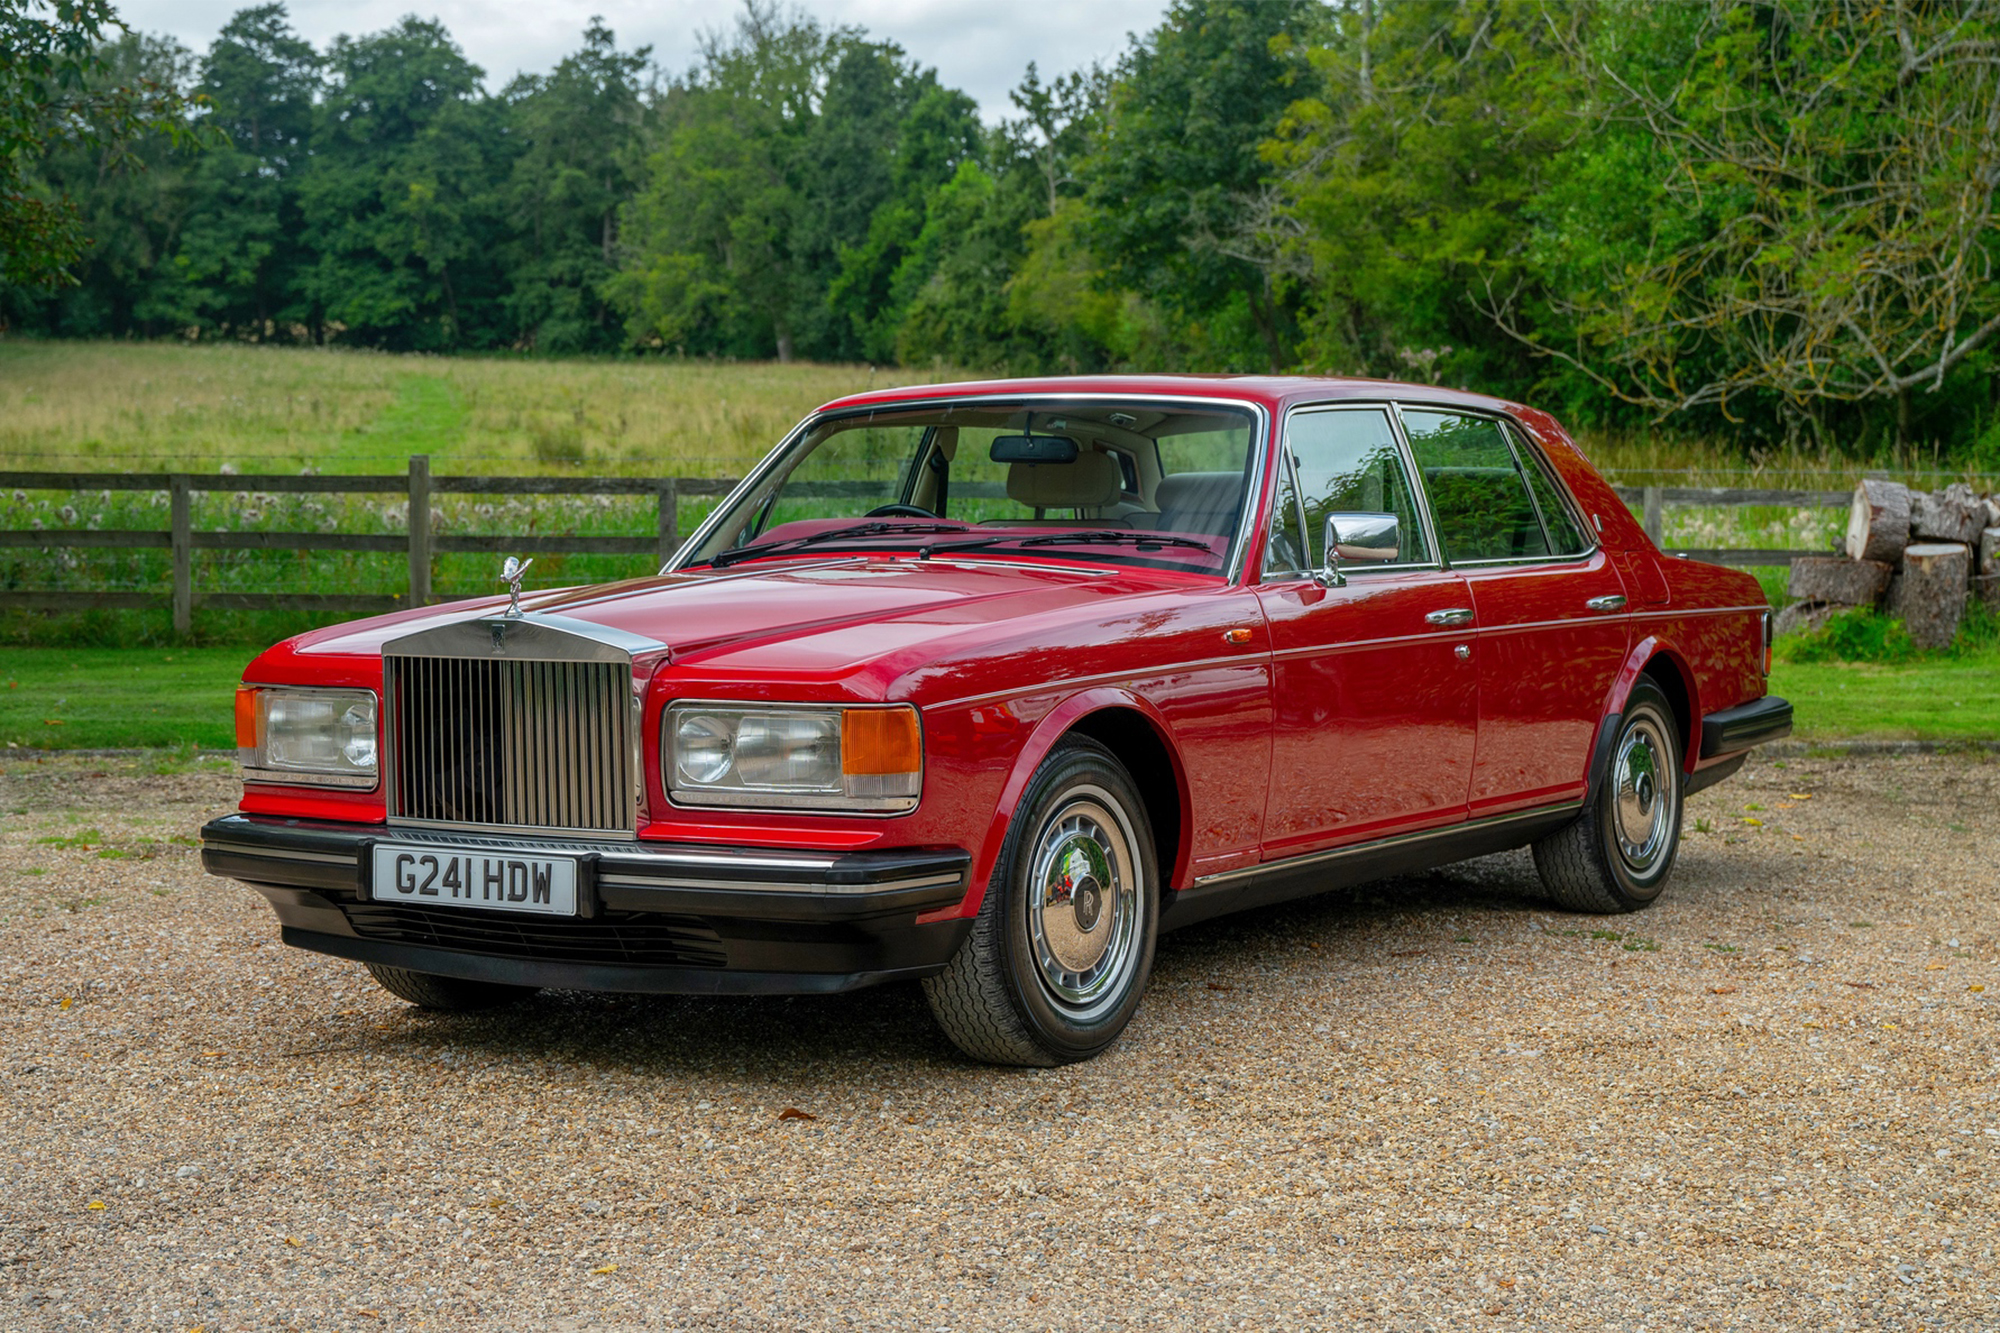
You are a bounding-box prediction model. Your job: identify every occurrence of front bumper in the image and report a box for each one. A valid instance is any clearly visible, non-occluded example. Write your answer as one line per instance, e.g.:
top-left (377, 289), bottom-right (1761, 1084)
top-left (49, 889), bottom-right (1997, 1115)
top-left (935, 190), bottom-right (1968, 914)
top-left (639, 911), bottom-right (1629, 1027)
top-left (200, 814), bottom-right (975, 995)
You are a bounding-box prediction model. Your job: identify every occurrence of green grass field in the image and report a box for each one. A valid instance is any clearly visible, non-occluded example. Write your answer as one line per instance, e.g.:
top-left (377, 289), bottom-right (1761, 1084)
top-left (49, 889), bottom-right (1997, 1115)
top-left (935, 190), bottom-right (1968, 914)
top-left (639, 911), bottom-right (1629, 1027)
top-left (2, 648), bottom-right (249, 749)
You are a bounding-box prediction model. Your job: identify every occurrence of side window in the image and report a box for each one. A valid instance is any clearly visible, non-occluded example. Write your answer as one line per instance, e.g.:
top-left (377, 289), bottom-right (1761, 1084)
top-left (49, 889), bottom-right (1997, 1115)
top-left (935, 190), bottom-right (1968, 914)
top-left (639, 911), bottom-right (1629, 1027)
top-left (1267, 408), bottom-right (1432, 577)
top-left (1511, 426), bottom-right (1592, 556)
top-left (1401, 409), bottom-right (1551, 563)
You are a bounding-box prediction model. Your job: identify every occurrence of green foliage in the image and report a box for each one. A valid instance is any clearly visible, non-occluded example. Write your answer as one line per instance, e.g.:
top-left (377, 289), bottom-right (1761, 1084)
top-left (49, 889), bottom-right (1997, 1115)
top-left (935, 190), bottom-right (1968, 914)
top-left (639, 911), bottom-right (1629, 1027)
top-left (0, 0), bottom-right (204, 289)
top-left (4, 0), bottom-right (1999, 468)
top-left (1082, 0), bottom-right (1325, 371)
top-left (1779, 608), bottom-right (1919, 666)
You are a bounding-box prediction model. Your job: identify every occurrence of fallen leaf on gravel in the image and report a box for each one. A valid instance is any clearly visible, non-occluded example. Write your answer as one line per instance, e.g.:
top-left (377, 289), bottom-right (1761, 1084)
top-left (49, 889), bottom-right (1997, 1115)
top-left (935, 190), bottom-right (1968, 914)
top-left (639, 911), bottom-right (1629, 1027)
top-left (355, 1311), bottom-right (381, 1320)
top-left (1709, 986), bottom-right (1737, 994)
top-left (1205, 981), bottom-right (1234, 991)
top-left (1497, 1278), bottom-right (1515, 1288)
top-left (1844, 981), bottom-right (1877, 989)
top-left (1485, 1306), bottom-right (1503, 1316)
top-left (200, 1050), bottom-right (222, 1057)
top-left (1742, 817), bottom-right (1763, 826)
top-left (1971, 985), bottom-right (1985, 993)
top-left (589, 1264), bottom-right (618, 1275)
top-left (777, 1107), bottom-right (817, 1122)
top-left (1925, 962), bottom-right (1947, 970)
top-left (86, 1200), bottom-right (105, 1210)
top-left (59, 997), bottom-right (72, 1010)
top-left (1788, 793), bottom-right (1813, 800)
top-left (283, 1236), bottom-right (301, 1247)
top-left (1389, 949), bottom-right (1426, 958)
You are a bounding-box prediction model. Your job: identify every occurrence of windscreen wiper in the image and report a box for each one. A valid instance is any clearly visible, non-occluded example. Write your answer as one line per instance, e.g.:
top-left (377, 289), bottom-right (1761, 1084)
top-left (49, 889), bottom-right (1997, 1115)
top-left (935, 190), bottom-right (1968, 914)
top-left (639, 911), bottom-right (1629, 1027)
top-left (919, 529), bottom-right (1217, 560)
top-left (707, 521), bottom-right (969, 569)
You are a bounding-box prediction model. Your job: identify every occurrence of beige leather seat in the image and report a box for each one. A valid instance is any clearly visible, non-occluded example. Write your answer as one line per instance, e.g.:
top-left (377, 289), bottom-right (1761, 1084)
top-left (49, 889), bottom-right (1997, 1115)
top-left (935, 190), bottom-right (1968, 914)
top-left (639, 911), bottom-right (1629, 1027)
top-left (1001, 449), bottom-right (1130, 526)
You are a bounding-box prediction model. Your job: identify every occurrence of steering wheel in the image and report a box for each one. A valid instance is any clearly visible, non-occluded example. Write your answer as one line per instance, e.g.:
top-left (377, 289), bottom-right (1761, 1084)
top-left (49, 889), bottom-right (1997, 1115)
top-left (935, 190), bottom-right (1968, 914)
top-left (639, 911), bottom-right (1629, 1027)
top-left (865, 503), bottom-right (938, 518)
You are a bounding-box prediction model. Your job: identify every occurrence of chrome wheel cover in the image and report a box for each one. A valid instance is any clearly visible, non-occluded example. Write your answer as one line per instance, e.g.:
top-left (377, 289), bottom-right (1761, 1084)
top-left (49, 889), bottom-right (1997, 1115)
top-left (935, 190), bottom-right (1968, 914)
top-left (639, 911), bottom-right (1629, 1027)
top-left (1025, 787), bottom-right (1142, 1022)
top-left (1612, 714), bottom-right (1675, 876)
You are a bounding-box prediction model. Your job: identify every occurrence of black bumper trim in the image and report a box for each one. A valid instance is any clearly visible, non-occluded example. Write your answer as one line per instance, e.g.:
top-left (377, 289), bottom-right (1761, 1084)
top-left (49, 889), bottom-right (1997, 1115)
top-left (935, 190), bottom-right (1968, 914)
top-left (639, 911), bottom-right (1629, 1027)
top-left (201, 814), bottom-right (972, 922)
top-left (1700, 696), bottom-right (1794, 758)
top-left (280, 926), bottom-right (959, 996)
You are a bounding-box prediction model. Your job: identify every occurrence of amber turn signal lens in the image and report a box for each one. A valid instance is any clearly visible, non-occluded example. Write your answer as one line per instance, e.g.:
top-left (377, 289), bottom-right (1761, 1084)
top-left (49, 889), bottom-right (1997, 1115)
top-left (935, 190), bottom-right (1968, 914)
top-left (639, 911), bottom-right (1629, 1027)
top-left (841, 707), bottom-right (920, 776)
top-left (234, 686), bottom-right (261, 749)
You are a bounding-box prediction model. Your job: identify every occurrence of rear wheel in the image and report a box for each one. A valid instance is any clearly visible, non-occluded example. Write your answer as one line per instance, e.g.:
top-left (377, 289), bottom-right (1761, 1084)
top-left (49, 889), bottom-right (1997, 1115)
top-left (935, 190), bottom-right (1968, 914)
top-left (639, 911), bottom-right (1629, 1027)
top-left (923, 737), bottom-right (1158, 1066)
top-left (1532, 677), bottom-right (1683, 914)
top-left (365, 962), bottom-right (540, 1011)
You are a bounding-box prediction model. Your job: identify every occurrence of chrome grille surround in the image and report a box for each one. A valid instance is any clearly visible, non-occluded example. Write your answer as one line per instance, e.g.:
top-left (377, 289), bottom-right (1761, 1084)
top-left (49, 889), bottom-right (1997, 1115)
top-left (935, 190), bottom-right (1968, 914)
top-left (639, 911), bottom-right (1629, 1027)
top-left (381, 613), bottom-right (662, 839)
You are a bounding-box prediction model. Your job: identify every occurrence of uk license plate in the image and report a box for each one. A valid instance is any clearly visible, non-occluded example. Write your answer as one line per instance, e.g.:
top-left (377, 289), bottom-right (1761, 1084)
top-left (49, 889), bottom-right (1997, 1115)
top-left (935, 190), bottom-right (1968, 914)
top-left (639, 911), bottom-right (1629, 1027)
top-left (370, 845), bottom-right (579, 917)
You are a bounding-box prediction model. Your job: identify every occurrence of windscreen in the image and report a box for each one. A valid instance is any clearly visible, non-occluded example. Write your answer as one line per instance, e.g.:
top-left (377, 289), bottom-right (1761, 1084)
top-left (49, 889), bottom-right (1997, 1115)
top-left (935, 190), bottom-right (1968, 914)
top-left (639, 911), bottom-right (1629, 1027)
top-left (681, 400), bottom-right (1260, 575)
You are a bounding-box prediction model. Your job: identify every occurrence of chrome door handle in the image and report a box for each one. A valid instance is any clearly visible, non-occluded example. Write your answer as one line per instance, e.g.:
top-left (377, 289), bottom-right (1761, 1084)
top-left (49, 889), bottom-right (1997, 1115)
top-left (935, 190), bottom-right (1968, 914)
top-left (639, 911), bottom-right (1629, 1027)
top-left (1586, 595), bottom-right (1628, 612)
top-left (1425, 608), bottom-right (1475, 626)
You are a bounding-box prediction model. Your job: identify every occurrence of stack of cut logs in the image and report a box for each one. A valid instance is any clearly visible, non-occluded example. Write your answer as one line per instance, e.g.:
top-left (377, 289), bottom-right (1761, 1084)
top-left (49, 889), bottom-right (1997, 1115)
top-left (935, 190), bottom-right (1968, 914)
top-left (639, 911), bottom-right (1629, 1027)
top-left (1779, 481), bottom-right (2000, 647)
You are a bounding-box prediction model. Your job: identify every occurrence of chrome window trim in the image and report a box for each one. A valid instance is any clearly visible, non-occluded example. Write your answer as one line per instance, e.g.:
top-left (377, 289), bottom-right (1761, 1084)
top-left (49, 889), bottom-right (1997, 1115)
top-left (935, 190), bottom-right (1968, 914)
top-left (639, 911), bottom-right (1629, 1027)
top-left (1389, 401), bottom-right (1604, 573)
top-left (668, 393), bottom-right (1272, 587)
top-left (1261, 400), bottom-right (1445, 582)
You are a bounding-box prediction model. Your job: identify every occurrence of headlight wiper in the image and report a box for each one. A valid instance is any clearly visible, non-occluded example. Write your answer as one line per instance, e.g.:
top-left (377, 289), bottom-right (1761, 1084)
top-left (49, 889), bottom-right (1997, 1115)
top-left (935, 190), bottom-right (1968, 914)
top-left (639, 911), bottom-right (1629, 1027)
top-left (707, 521), bottom-right (969, 569)
top-left (919, 529), bottom-right (1217, 560)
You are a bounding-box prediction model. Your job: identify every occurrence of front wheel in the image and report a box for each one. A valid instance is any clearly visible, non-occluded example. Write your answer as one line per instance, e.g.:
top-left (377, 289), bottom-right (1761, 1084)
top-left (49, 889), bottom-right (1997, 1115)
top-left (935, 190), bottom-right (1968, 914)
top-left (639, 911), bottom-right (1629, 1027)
top-left (923, 738), bottom-right (1159, 1066)
top-left (1532, 677), bottom-right (1683, 914)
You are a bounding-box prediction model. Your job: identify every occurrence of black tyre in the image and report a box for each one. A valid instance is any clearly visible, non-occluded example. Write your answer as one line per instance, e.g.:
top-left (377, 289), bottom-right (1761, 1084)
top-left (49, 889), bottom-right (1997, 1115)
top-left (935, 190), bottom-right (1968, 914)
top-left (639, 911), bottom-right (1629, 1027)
top-left (922, 737), bottom-right (1159, 1066)
top-left (365, 962), bottom-right (540, 1011)
top-left (1532, 678), bottom-right (1684, 914)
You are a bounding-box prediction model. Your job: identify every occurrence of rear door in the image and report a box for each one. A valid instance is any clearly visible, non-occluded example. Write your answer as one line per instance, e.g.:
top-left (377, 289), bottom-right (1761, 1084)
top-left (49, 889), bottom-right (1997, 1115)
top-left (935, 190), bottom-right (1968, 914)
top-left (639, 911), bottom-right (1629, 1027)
top-left (1399, 408), bottom-right (1631, 817)
top-left (1254, 405), bottom-right (1477, 859)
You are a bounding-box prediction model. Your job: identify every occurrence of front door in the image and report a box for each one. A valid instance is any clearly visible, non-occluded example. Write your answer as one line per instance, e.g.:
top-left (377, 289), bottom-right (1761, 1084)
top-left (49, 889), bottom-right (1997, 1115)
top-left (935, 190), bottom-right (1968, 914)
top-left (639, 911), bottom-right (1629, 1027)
top-left (1399, 408), bottom-right (1632, 817)
top-left (1255, 405), bottom-right (1478, 860)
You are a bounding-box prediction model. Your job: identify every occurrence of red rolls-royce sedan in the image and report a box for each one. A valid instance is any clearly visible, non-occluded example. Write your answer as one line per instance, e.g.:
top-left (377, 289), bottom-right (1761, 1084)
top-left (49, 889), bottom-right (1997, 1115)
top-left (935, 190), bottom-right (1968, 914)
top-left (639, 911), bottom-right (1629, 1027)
top-left (201, 376), bottom-right (1791, 1065)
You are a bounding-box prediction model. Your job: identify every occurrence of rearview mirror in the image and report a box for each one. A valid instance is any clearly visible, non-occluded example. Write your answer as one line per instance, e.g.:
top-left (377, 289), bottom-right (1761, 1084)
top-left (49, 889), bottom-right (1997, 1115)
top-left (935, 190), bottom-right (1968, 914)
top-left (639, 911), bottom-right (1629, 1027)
top-left (989, 434), bottom-right (1079, 465)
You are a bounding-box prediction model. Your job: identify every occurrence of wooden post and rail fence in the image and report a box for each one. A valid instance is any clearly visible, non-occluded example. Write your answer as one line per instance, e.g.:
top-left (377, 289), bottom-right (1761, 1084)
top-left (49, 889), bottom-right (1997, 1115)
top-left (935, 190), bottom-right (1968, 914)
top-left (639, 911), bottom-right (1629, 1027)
top-left (0, 459), bottom-right (1876, 633)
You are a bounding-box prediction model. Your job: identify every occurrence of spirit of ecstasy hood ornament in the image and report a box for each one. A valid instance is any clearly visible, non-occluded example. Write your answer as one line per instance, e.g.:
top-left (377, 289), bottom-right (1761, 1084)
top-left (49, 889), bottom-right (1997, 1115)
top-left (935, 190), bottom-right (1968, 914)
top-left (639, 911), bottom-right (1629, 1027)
top-left (500, 556), bottom-right (533, 616)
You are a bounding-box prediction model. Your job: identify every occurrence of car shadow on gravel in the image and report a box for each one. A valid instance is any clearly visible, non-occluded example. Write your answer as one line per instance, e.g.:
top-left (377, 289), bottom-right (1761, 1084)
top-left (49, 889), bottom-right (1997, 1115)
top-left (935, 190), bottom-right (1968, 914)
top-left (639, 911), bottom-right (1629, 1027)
top-left (329, 849), bottom-right (1561, 1079)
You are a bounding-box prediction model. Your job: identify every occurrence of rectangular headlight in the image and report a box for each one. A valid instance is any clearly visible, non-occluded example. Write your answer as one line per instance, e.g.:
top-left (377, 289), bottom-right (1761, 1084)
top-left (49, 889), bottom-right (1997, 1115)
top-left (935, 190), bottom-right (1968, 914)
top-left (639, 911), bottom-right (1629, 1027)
top-left (237, 686), bottom-right (379, 789)
top-left (665, 703), bottom-right (921, 813)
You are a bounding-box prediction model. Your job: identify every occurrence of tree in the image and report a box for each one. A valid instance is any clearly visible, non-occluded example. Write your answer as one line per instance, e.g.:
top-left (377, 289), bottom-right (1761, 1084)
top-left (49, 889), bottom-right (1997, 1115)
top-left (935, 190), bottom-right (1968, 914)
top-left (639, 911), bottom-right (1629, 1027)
top-left (174, 3), bottom-right (321, 335)
top-left (610, 3), bottom-right (833, 359)
top-left (297, 17), bottom-right (511, 348)
top-left (1083, 0), bottom-right (1327, 371)
top-left (500, 18), bottom-right (651, 352)
top-left (1267, 0), bottom-right (1584, 391)
top-left (1, 0), bottom-right (202, 289)
top-left (1491, 0), bottom-right (2000, 444)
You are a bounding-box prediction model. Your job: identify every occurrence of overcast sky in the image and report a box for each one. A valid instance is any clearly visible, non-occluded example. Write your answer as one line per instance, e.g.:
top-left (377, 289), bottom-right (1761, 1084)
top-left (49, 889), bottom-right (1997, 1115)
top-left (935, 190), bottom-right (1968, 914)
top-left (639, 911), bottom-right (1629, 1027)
top-left (115, 0), bottom-right (1172, 121)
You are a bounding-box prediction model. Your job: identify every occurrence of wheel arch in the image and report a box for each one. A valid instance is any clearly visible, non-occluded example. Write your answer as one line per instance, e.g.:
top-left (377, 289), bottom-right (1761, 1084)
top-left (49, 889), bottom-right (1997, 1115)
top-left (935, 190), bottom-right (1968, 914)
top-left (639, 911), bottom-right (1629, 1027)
top-left (1600, 636), bottom-right (1701, 774)
top-left (961, 689), bottom-right (1193, 917)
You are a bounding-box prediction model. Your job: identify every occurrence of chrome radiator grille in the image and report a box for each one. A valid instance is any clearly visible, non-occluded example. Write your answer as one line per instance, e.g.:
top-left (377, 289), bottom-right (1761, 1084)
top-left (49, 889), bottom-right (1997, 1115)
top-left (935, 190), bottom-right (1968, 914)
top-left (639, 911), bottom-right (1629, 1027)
top-left (385, 657), bottom-right (636, 834)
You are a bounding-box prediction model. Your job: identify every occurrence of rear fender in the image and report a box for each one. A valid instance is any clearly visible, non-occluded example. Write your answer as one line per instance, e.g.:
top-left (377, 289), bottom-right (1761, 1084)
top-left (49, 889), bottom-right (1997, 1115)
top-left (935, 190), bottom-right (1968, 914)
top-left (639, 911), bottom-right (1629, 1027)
top-left (1589, 637), bottom-right (1702, 787)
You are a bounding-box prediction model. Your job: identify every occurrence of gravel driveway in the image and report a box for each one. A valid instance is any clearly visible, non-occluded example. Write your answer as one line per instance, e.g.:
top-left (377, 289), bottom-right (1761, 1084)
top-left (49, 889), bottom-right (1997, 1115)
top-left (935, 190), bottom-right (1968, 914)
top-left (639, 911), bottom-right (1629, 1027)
top-left (2, 750), bottom-right (1994, 1331)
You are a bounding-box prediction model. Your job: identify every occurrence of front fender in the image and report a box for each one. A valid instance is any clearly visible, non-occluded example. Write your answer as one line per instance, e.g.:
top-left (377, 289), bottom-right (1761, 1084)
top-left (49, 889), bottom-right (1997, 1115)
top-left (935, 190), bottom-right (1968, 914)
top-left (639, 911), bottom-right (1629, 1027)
top-left (926, 687), bottom-right (1192, 924)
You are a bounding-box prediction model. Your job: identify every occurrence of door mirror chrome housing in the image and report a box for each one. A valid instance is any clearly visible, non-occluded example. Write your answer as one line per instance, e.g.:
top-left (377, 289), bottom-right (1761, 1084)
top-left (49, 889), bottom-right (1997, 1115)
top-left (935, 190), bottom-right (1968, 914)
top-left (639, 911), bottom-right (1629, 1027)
top-left (1316, 511), bottom-right (1401, 587)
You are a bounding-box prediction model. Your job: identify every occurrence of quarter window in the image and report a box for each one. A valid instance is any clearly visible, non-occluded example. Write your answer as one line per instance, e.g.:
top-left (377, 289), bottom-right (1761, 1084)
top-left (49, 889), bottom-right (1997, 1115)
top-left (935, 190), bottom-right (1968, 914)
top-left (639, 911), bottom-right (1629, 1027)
top-left (1511, 426), bottom-right (1592, 556)
top-left (1267, 408), bottom-right (1432, 577)
top-left (1401, 410), bottom-right (1551, 563)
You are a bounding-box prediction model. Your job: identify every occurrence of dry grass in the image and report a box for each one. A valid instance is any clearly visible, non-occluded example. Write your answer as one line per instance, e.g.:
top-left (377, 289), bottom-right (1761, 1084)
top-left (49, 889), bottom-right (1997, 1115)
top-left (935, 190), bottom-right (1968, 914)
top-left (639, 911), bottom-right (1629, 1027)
top-left (0, 341), bottom-right (905, 476)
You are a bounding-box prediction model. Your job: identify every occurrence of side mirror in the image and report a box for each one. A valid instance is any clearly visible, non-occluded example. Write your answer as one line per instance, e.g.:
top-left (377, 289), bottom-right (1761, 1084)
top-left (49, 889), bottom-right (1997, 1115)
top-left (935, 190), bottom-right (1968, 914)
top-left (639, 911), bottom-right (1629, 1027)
top-left (1317, 511), bottom-right (1401, 588)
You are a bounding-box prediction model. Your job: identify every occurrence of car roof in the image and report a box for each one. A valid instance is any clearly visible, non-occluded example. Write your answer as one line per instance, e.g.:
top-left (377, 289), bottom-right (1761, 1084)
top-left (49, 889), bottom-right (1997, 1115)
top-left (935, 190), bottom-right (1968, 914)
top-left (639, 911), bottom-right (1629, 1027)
top-left (814, 374), bottom-right (1529, 420)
